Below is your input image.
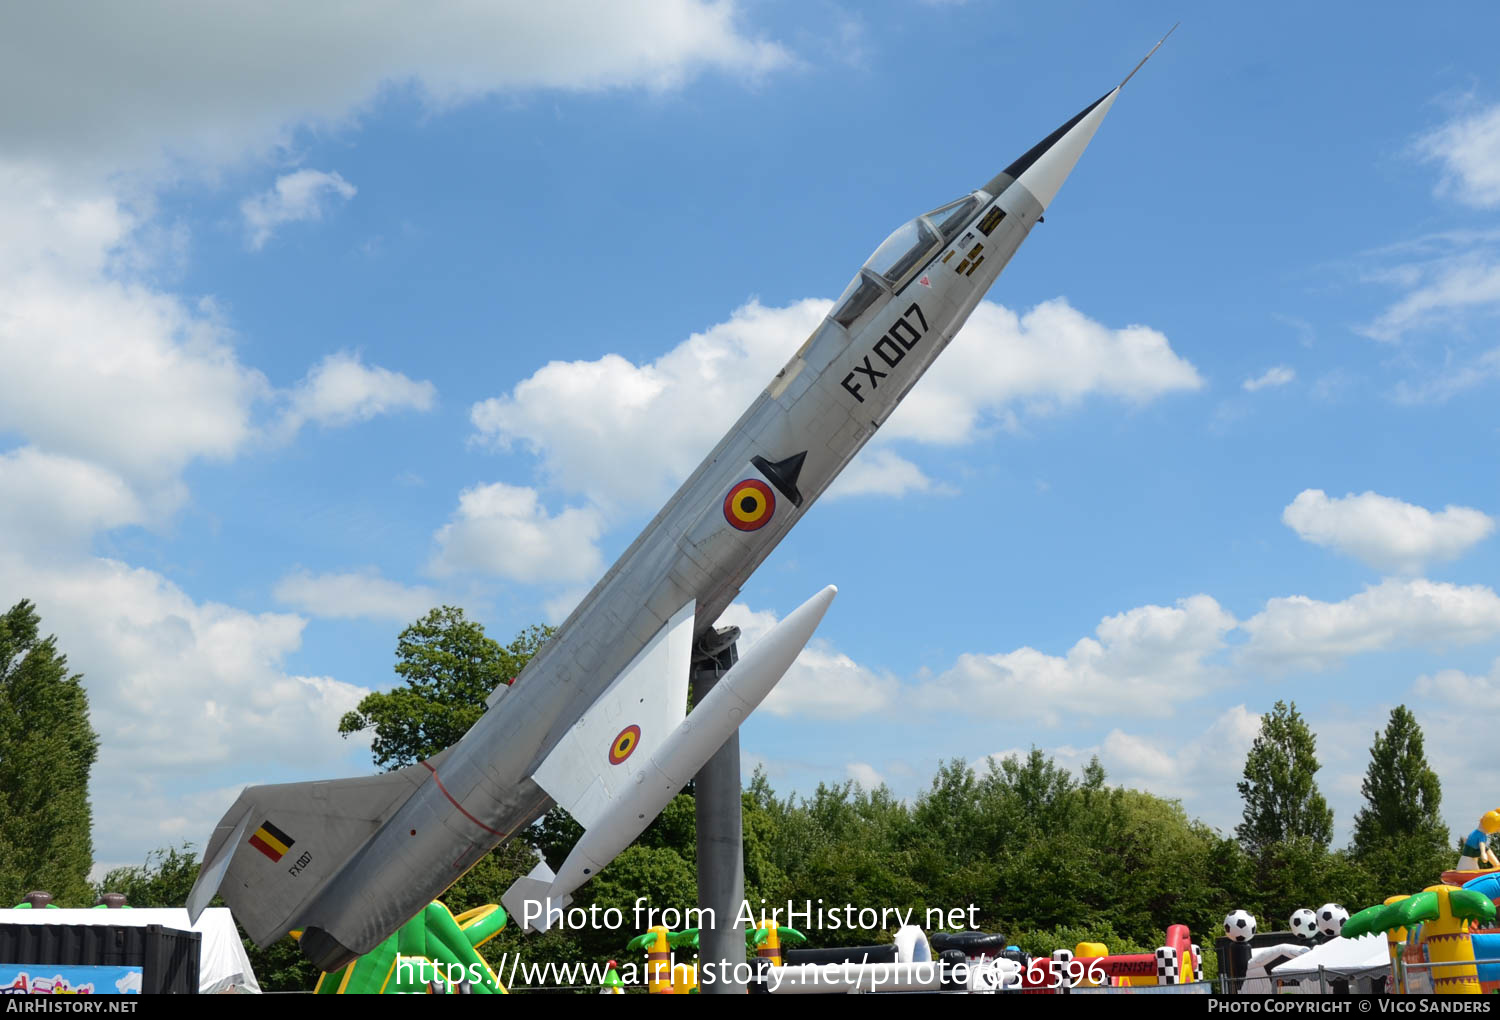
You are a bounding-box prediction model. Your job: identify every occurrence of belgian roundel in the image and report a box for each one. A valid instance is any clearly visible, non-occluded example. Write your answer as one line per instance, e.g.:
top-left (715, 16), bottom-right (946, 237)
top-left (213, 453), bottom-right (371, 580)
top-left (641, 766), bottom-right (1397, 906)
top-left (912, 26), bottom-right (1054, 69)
top-left (609, 725), bottom-right (641, 765)
top-left (723, 479), bottom-right (775, 532)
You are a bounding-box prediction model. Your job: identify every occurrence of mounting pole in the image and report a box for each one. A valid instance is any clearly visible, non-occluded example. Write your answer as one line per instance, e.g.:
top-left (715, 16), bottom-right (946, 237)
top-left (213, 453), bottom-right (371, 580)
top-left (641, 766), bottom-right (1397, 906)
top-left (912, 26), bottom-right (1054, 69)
top-left (692, 633), bottom-right (746, 993)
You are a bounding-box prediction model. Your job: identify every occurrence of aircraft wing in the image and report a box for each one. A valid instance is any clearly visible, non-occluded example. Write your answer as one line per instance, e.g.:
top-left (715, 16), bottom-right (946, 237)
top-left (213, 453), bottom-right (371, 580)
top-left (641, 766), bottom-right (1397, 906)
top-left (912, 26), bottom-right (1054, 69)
top-left (531, 600), bottom-right (695, 829)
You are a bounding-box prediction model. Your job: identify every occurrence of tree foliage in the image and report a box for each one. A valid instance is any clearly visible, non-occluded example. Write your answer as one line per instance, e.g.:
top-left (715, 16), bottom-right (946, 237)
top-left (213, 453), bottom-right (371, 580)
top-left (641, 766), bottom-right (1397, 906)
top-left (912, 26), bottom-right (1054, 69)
top-left (1349, 705), bottom-right (1451, 893)
top-left (1236, 700), bottom-right (1334, 855)
top-left (0, 600), bottom-right (99, 906)
top-left (337, 607), bottom-right (552, 770)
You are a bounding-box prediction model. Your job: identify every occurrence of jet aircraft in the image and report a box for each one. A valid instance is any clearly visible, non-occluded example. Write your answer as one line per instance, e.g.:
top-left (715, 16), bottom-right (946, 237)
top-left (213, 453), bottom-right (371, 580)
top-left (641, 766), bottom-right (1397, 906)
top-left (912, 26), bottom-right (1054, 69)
top-left (188, 33), bottom-right (1171, 970)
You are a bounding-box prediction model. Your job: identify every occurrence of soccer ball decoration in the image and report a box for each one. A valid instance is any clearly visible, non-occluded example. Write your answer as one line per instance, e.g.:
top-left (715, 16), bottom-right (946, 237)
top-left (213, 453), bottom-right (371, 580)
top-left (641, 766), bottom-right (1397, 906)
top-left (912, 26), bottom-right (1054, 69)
top-left (1317, 903), bottom-right (1349, 937)
top-left (1223, 909), bottom-right (1257, 942)
top-left (1290, 908), bottom-right (1319, 940)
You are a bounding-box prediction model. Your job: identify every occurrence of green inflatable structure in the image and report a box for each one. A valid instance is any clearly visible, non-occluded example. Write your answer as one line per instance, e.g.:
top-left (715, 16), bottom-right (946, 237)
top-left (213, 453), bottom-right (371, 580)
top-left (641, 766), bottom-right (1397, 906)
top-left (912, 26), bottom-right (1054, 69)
top-left (311, 901), bottom-right (509, 994)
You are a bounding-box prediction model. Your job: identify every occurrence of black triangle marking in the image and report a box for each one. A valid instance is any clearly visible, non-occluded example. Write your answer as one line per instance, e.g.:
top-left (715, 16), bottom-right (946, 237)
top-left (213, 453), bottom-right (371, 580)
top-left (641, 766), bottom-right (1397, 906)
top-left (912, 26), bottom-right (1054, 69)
top-left (752, 451), bottom-right (807, 508)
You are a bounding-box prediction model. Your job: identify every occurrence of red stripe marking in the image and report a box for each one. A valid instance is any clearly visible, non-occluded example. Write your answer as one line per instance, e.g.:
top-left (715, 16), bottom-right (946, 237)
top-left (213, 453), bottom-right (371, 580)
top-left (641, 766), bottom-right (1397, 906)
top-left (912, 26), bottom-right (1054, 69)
top-left (248, 833), bottom-right (283, 861)
top-left (421, 761), bottom-right (506, 838)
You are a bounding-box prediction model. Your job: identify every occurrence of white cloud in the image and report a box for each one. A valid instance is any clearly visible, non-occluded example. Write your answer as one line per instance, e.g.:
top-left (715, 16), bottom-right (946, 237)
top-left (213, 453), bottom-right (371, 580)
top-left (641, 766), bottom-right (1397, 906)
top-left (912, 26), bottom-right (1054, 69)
top-left (273, 567), bottom-right (438, 622)
top-left (1361, 255), bottom-right (1500, 344)
top-left (1241, 578), bottom-right (1500, 672)
top-left (241, 169), bottom-right (356, 250)
top-left (0, 447), bottom-right (149, 548)
top-left (1282, 489), bottom-right (1494, 573)
top-left (471, 297), bottom-right (1199, 511)
top-left (1243, 365), bottom-right (1295, 392)
top-left (846, 762), bottom-right (884, 789)
top-left (0, 162), bottom-right (135, 278)
top-left (927, 595), bottom-right (1236, 724)
top-left (0, 551), bottom-right (369, 772)
top-left (717, 601), bottom-right (899, 719)
top-left (542, 587), bottom-right (591, 626)
top-left (1414, 656), bottom-right (1500, 709)
top-left (1, 1), bottom-right (789, 177)
top-left (824, 448), bottom-right (947, 500)
top-left (91, 781), bottom-right (269, 880)
top-left (282, 350), bottom-right (436, 431)
top-left (0, 166), bottom-right (436, 507)
top-left (1393, 346), bottom-right (1500, 404)
top-left (1358, 119), bottom-right (1500, 344)
top-left (886, 298), bottom-right (1203, 444)
top-left (0, 175), bottom-right (268, 487)
top-left (1416, 101), bottom-right (1500, 209)
top-left (472, 299), bottom-right (829, 510)
top-left (429, 482), bottom-right (605, 583)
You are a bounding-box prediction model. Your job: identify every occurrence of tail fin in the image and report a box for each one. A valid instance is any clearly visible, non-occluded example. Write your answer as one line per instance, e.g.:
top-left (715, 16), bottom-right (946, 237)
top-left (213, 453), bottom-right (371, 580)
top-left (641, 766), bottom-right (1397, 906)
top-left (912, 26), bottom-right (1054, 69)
top-left (502, 860), bottom-right (572, 934)
top-left (187, 761), bottom-right (435, 947)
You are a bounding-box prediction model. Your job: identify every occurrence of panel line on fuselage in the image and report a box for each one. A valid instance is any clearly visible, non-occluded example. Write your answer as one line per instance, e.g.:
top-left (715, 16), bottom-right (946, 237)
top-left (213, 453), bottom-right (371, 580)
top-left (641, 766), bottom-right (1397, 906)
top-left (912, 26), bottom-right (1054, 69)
top-left (421, 760), bottom-right (508, 838)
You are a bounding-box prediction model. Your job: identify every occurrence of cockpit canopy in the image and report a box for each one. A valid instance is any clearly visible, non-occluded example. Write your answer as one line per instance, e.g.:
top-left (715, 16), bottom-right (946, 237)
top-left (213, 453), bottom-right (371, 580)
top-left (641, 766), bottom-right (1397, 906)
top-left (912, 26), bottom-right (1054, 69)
top-left (830, 192), bottom-right (987, 329)
top-left (865, 217), bottom-right (938, 284)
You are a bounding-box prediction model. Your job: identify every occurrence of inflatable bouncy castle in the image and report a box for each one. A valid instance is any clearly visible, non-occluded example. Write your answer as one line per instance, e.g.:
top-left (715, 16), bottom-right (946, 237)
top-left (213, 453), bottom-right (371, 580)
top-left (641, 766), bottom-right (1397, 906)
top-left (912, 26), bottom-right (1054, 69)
top-left (311, 901), bottom-right (508, 994)
top-left (1344, 886), bottom-right (1497, 994)
top-left (1074, 924), bottom-right (1198, 986)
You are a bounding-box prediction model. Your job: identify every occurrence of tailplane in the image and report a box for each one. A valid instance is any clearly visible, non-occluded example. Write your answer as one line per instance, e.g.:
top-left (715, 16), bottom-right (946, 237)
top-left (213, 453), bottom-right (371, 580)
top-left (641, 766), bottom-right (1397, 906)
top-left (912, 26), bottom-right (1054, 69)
top-left (187, 760), bottom-right (436, 947)
top-left (502, 860), bottom-right (572, 934)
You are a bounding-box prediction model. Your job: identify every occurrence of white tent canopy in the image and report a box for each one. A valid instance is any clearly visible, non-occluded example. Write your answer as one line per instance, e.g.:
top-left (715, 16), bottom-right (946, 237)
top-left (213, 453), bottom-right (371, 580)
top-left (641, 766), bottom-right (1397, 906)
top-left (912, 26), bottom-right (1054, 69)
top-left (1242, 943), bottom-right (1310, 993)
top-left (1270, 933), bottom-right (1389, 988)
top-left (0, 908), bottom-right (260, 993)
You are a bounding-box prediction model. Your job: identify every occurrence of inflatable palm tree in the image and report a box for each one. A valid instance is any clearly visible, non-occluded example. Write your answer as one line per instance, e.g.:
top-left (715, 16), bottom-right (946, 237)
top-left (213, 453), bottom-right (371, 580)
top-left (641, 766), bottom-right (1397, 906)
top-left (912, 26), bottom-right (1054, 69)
top-left (1344, 885), bottom-right (1497, 994)
top-left (749, 922), bottom-right (807, 967)
top-left (625, 927), bottom-right (700, 993)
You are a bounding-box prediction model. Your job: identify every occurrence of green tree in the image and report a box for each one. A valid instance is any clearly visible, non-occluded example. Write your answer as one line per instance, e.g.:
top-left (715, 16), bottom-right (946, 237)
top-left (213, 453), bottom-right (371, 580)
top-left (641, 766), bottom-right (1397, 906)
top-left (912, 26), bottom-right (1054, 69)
top-left (1349, 705), bottom-right (1451, 892)
top-left (0, 600), bottom-right (99, 906)
top-left (1237, 700), bottom-right (1333, 855)
top-left (338, 607), bottom-right (551, 770)
top-left (95, 845), bottom-right (200, 907)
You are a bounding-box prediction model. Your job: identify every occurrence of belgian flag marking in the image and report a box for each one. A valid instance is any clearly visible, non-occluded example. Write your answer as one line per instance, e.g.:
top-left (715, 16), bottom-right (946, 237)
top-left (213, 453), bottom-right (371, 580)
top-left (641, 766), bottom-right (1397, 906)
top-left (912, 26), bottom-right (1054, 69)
top-left (249, 820), bottom-right (295, 862)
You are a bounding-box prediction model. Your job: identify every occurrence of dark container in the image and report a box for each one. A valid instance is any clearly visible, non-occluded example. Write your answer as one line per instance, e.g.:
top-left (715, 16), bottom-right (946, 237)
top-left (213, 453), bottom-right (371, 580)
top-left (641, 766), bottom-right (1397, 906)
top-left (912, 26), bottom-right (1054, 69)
top-left (783, 943), bottom-right (898, 966)
top-left (0, 923), bottom-right (200, 994)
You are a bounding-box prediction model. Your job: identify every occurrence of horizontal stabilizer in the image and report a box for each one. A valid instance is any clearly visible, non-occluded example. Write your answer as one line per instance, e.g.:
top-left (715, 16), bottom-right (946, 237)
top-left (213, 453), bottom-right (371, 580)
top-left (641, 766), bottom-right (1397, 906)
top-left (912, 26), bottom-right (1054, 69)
top-left (502, 860), bottom-right (571, 934)
top-left (186, 758), bottom-right (436, 946)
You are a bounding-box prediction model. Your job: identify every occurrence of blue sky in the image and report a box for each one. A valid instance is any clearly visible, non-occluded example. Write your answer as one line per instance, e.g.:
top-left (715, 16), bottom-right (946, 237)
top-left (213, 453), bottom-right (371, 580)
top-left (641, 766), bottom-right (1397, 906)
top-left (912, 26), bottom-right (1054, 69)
top-left (2, 2), bottom-right (1499, 876)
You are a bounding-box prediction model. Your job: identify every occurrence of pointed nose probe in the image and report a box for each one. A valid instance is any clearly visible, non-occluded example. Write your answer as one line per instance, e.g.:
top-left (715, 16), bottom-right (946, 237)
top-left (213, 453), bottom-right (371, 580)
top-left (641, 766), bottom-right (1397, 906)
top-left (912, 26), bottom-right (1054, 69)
top-left (981, 25), bottom-right (1175, 211)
